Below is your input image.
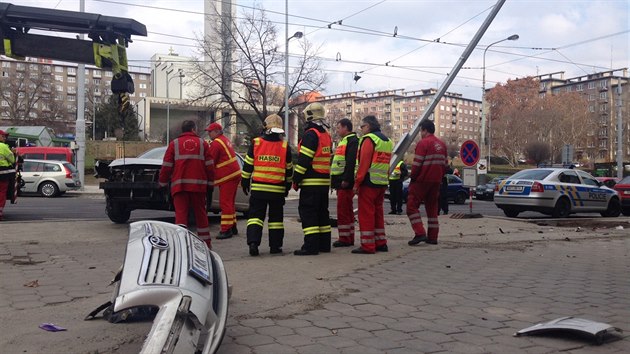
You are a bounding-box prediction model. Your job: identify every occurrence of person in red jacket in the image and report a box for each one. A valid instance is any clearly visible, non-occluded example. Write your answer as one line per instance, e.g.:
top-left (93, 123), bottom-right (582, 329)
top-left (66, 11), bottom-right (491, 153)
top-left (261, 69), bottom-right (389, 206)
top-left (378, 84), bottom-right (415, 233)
top-left (407, 120), bottom-right (448, 246)
top-left (159, 120), bottom-right (215, 248)
top-left (206, 122), bottom-right (242, 240)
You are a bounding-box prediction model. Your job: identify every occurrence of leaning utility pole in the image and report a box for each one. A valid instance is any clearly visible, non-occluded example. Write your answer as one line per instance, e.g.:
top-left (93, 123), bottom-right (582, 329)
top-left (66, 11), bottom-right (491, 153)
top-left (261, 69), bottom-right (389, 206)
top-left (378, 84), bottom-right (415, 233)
top-left (389, 0), bottom-right (507, 171)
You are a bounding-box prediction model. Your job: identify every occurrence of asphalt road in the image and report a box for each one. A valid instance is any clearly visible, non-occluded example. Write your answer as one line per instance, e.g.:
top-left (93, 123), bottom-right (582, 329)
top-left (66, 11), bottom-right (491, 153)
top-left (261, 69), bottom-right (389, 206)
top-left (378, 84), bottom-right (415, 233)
top-left (7, 192), bottom-right (609, 224)
top-left (7, 193), bottom-right (508, 222)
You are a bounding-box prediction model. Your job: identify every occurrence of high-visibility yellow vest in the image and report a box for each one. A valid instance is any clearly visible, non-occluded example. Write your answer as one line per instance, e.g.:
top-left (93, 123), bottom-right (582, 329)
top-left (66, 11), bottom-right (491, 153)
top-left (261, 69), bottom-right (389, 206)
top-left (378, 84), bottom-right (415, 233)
top-left (330, 133), bottom-right (356, 176)
top-left (389, 160), bottom-right (404, 181)
top-left (358, 133), bottom-right (393, 186)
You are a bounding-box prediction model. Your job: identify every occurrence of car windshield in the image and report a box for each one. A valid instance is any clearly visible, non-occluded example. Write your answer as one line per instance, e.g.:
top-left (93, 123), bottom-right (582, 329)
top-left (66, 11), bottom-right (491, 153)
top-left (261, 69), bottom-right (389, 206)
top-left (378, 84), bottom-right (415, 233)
top-left (509, 169), bottom-right (553, 181)
top-left (138, 147), bottom-right (167, 160)
top-left (619, 176), bottom-right (630, 184)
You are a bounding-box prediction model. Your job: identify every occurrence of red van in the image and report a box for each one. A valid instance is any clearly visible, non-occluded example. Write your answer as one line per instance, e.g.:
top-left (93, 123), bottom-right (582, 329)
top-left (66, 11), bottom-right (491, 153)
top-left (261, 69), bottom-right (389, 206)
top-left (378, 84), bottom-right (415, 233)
top-left (15, 147), bottom-right (74, 164)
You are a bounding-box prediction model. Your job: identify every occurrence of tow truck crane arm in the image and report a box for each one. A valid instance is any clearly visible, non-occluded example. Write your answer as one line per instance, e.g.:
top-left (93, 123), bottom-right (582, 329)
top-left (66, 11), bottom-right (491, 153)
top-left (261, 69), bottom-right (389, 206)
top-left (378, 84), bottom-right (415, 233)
top-left (0, 2), bottom-right (147, 113)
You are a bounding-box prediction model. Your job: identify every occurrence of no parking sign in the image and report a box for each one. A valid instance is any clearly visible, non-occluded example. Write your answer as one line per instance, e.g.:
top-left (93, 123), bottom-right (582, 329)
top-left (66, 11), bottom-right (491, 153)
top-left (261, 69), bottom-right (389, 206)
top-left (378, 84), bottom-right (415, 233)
top-left (459, 140), bottom-right (480, 167)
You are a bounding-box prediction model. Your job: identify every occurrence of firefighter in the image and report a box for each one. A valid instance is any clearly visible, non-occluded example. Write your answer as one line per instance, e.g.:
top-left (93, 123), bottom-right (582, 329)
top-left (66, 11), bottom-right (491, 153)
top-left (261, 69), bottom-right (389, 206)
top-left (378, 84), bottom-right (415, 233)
top-left (352, 115), bottom-right (393, 254)
top-left (293, 102), bottom-right (333, 256)
top-left (407, 120), bottom-right (448, 246)
top-left (0, 130), bottom-right (16, 221)
top-left (330, 118), bottom-right (358, 248)
top-left (241, 114), bottom-right (293, 256)
top-left (206, 122), bottom-right (242, 240)
top-left (159, 120), bottom-right (215, 248)
top-left (388, 159), bottom-right (408, 215)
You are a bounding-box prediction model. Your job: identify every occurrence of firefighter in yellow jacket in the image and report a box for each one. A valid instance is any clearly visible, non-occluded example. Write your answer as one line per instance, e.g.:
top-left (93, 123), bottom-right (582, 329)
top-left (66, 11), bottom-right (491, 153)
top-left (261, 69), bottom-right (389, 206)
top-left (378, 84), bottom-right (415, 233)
top-left (241, 115), bottom-right (293, 256)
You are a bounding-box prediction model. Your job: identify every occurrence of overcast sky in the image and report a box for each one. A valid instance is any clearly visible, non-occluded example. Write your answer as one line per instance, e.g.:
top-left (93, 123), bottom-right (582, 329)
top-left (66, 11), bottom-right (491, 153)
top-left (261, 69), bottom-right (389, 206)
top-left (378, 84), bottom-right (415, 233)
top-left (8, 0), bottom-right (630, 100)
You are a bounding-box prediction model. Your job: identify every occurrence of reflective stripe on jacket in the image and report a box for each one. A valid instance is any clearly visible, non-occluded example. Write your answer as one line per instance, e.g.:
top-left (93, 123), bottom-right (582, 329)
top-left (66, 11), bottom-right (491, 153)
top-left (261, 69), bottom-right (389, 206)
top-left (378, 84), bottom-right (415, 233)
top-left (0, 142), bottom-right (15, 167)
top-left (331, 133), bottom-right (356, 176)
top-left (358, 132), bottom-right (393, 187)
top-left (158, 132), bottom-right (214, 195)
top-left (209, 134), bottom-right (241, 186)
top-left (251, 137), bottom-right (288, 194)
top-left (295, 127), bottom-right (332, 187)
top-left (389, 161), bottom-right (404, 181)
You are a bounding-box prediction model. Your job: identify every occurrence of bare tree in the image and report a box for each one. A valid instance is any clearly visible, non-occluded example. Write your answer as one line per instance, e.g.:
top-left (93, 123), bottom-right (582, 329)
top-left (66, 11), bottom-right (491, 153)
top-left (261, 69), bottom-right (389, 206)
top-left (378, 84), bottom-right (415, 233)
top-left (190, 4), bottom-right (326, 137)
top-left (0, 63), bottom-right (67, 129)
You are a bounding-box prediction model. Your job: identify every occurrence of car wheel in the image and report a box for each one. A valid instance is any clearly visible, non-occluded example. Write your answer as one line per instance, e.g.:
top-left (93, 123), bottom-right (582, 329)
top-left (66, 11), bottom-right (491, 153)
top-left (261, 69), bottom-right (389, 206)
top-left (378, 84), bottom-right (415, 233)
top-left (622, 207), bottom-right (630, 217)
top-left (601, 198), bottom-right (621, 217)
top-left (38, 181), bottom-right (59, 197)
top-left (503, 208), bottom-right (519, 218)
top-left (551, 197), bottom-right (571, 218)
top-left (106, 198), bottom-right (131, 224)
top-left (455, 192), bottom-right (467, 204)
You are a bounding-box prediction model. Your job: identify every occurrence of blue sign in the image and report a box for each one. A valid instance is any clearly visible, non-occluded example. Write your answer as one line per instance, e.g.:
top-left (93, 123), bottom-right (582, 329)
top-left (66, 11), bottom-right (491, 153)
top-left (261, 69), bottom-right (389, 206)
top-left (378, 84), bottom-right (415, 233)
top-left (459, 140), bottom-right (480, 166)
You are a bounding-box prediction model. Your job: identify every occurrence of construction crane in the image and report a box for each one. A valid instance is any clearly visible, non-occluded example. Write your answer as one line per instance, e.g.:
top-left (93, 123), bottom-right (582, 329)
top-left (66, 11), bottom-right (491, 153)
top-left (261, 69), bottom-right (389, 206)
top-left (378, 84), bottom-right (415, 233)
top-left (0, 2), bottom-right (147, 114)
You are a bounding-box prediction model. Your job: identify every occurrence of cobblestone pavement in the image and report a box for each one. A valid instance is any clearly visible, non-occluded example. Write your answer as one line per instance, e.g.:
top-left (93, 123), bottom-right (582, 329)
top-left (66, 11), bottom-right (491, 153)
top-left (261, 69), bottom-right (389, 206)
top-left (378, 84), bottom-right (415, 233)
top-left (219, 238), bottom-right (630, 354)
top-left (1, 217), bottom-right (629, 353)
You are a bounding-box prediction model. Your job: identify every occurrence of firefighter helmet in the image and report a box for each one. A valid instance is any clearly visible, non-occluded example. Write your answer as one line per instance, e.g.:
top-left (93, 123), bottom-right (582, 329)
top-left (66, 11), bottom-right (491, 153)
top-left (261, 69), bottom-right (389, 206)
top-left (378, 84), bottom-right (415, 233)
top-left (304, 102), bottom-right (325, 121)
top-left (264, 114), bottom-right (284, 133)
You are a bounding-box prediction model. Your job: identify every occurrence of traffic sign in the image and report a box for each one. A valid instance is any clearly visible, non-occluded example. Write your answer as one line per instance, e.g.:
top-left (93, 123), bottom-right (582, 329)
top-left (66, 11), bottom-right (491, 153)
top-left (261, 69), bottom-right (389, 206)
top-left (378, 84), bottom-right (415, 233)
top-left (459, 140), bottom-right (480, 167)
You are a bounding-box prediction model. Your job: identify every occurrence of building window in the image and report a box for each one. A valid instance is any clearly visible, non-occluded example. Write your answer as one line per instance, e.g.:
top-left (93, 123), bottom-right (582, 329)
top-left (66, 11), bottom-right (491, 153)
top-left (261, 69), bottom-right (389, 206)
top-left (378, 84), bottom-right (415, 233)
top-left (139, 83), bottom-right (147, 89)
top-left (55, 75), bottom-right (63, 82)
top-left (140, 74), bottom-right (147, 80)
top-left (68, 77), bottom-right (76, 83)
top-left (600, 92), bottom-right (607, 99)
top-left (55, 66), bottom-right (64, 72)
top-left (600, 80), bottom-right (607, 88)
top-left (1, 61), bottom-right (10, 68)
top-left (588, 82), bottom-right (595, 89)
top-left (576, 84), bottom-right (583, 91)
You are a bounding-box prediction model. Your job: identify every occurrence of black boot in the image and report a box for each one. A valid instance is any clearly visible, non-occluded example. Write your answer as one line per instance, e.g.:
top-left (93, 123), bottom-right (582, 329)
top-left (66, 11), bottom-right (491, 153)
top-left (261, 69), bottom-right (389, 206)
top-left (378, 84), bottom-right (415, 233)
top-left (232, 224), bottom-right (238, 235)
top-left (249, 243), bottom-right (259, 256)
top-left (270, 247), bottom-right (283, 254)
top-left (319, 232), bottom-right (331, 253)
top-left (217, 229), bottom-right (233, 240)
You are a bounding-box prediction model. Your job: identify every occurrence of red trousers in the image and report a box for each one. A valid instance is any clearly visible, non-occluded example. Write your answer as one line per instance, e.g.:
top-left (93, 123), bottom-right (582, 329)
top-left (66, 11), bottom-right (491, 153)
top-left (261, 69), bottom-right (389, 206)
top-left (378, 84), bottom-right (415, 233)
top-left (0, 179), bottom-right (8, 220)
top-left (173, 191), bottom-right (211, 248)
top-left (218, 177), bottom-right (241, 232)
top-left (406, 181), bottom-right (441, 241)
top-left (357, 186), bottom-right (386, 253)
top-left (336, 189), bottom-right (355, 244)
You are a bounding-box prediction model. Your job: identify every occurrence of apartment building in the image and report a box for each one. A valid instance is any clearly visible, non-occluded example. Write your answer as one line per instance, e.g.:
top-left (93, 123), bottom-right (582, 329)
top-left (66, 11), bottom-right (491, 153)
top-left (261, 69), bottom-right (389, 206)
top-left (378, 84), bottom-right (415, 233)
top-left (318, 88), bottom-right (481, 147)
top-left (538, 69), bottom-right (629, 163)
top-left (0, 56), bottom-right (151, 133)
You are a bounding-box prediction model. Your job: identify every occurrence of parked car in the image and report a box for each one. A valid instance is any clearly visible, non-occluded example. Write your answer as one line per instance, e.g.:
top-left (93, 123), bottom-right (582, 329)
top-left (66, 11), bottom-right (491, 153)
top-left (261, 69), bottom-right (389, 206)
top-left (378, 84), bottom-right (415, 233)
top-left (475, 176), bottom-right (509, 200)
top-left (98, 146), bottom-right (249, 223)
top-left (19, 159), bottom-right (81, 197)
top-left (402, 174), bottom-right (470, 204)
top-left (494, 168), bottom-right (621, 218)
top-left (595, 177), bottom-right (621, 189)
top-left (16, 146), bottom-right (74, 164)
top-left (613, 176), bottom-right (630, 216)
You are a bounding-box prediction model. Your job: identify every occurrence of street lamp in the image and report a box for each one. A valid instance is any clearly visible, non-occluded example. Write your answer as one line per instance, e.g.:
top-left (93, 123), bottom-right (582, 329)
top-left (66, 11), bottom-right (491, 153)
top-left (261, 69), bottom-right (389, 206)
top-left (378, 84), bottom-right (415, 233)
top-left (285, 1), bottom-right (303, 140)
top-left (165, 68), bottom-right (184, 143)
top-left (481, 34), bottom-right (518, 172)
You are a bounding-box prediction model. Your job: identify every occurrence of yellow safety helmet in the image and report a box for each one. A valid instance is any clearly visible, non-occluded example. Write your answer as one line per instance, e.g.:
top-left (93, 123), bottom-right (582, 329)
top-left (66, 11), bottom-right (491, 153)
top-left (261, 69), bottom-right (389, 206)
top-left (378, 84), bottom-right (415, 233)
top-left (303, 102), bottom-right (325, 121)
top-left (264, 114), bottom-right (284, 133)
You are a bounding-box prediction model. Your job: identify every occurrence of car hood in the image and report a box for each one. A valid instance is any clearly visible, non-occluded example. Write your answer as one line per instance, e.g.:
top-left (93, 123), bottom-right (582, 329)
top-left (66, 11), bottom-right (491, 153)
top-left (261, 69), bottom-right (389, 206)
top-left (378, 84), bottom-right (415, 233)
top-left (109, 157), bottom-right (163, 168)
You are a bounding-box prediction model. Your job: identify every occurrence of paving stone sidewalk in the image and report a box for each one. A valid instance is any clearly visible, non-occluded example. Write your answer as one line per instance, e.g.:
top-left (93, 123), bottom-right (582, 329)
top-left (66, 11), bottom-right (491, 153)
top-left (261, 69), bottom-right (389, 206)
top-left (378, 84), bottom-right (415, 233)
top-left (219, 238), bottom-right (630, 354)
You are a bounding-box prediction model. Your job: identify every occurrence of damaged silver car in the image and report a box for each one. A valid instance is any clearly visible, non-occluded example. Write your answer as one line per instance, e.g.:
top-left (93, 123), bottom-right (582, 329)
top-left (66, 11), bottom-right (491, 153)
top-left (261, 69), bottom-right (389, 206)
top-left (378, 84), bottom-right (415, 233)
top-left (87, 220), bottom-right (229, 353)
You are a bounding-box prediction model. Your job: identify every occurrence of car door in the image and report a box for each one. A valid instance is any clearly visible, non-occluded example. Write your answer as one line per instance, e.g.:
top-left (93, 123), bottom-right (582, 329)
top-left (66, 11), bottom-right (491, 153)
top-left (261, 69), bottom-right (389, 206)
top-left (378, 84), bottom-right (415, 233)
top-left (577, 170), bottom-right (607, 210)
top-left (557, 170), bottom-right (584, 210)
top-left (20, 161), bottom-right (43, 193)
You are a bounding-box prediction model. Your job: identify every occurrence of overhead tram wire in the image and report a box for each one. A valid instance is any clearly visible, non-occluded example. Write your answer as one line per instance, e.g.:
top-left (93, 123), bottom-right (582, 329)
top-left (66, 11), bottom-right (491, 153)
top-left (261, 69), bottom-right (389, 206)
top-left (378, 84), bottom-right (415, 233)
top-left (305, 0), bottom-right (388, 36)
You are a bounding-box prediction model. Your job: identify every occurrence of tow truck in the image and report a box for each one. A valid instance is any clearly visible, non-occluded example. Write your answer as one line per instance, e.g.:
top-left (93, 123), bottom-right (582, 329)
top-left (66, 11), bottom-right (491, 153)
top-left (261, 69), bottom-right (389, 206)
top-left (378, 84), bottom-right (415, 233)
top-left (1, 4), bottom-right (228, 353)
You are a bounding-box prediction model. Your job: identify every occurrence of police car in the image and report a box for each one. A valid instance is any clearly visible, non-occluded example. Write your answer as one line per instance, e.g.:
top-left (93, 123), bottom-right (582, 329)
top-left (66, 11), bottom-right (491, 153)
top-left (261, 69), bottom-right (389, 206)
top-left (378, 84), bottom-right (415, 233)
top-left (494, 168), bottom-right (621, 218)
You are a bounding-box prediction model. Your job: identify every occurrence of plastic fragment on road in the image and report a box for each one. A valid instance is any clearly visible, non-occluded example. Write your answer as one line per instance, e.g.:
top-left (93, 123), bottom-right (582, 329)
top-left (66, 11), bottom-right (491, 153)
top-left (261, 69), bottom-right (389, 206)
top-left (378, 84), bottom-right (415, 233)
top-left (514, 317), bottom-right (623, 344)
top-left (39, 323), bottom-right (67, 332)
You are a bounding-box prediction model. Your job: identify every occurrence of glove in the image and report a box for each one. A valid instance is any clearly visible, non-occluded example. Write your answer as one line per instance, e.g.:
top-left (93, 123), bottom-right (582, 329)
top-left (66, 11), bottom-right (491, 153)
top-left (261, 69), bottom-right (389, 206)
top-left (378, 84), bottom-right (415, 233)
top-left (242, 185), bottom-right (249, 196)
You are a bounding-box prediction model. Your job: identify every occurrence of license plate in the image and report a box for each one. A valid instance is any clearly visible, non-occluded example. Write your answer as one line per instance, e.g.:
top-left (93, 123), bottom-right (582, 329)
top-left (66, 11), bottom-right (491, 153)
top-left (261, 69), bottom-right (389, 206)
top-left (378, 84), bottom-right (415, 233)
top-left (187, 233), bottom-right (212, 285)
top-left (505, 185), bottom-right (523, 192)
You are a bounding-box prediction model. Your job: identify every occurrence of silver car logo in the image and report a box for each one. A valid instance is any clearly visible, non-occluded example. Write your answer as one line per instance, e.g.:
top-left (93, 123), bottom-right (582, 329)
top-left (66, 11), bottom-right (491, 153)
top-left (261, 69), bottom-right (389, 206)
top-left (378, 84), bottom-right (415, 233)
top-left (148, 235), bottom-right (169, 249)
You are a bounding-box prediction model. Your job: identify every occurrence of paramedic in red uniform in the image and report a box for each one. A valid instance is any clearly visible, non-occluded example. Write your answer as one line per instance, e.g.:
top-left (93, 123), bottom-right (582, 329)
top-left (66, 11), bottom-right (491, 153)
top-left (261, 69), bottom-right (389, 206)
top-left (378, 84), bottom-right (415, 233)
top-left (206, 122), bottom-right (242, 240)
top-left (407, 120), bottom-right (448, 246)
top-left (159, 120), bottom-right (215, 248)
top-left (352, 115), bottom-right (393, 254)
top-left (331, 118), bottom-right (358, 247)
